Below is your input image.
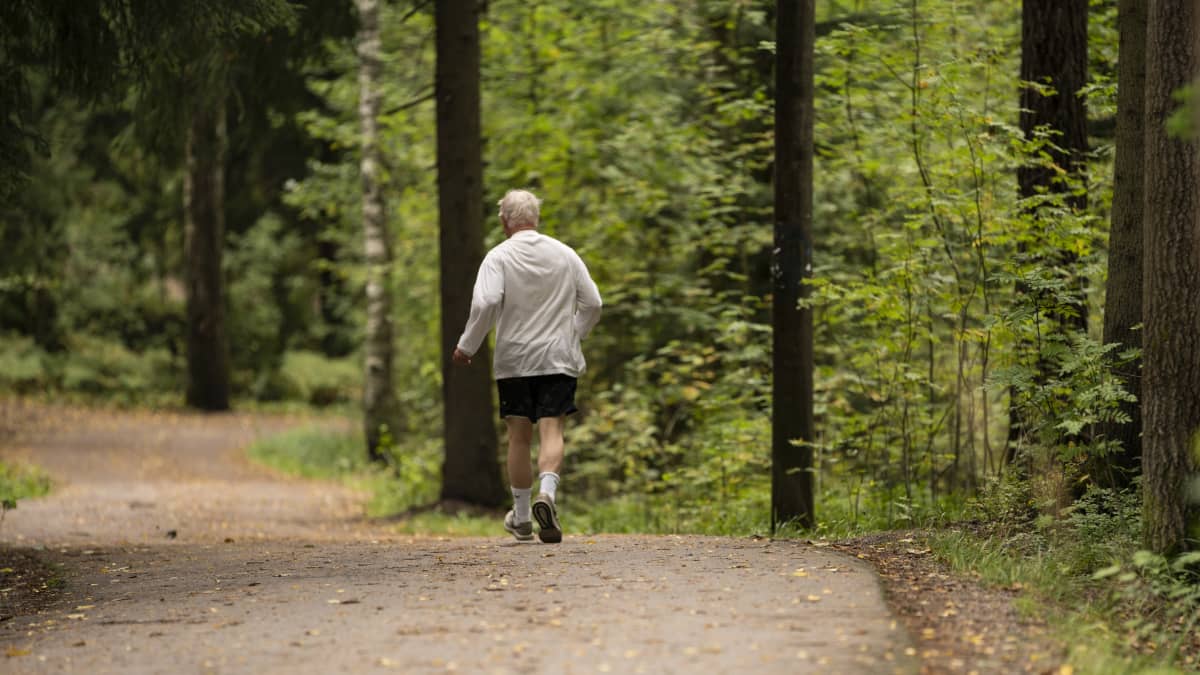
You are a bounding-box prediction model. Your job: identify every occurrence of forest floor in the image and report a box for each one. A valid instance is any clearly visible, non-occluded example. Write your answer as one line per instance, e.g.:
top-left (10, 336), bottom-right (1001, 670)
top-left (0, 400), bottom-right (1062, 674)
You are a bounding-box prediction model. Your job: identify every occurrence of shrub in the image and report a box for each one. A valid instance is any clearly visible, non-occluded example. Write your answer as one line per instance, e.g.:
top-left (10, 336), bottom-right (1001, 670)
top-left (0, 335), bottom-right (48, 394)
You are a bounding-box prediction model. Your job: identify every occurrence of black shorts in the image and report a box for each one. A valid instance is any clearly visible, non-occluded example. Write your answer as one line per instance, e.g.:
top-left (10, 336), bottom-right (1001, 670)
top-left (496, 374), bottom-right (578, 423)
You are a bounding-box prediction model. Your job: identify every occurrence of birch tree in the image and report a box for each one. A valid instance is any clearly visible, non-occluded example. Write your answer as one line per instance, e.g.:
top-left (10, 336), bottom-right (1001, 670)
top-left (356, 0), bottom-right (400, 460)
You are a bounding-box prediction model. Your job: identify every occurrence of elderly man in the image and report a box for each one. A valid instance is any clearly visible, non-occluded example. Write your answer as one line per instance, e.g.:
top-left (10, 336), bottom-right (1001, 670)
top-left (452, 189), bottom-right (602, 543)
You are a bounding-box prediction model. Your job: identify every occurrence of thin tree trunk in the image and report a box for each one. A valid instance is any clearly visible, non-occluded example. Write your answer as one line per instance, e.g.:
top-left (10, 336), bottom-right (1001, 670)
top-left (1141, 0), bottom-right (1200, 555)
top-left (356, 0), bottom-right (400, 461)
top-left (184, 101), bottom-right (231, 411)
top-left (435, 0), bottom-right (505, 506)
top-left (1094, 0), bottom-right (1147, 490)
top-left (771, 0), bottom-right (816, 531)
top-left (1008, 0), bottom-right (1089, 459)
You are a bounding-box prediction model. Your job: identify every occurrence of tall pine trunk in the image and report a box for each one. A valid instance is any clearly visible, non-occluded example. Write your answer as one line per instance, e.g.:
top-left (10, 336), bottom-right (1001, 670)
top-left (435, 0), bottom-right (505, 506)
top-left (184, 102), bottom-right (232, 411)
top-left (1094, 0), bottom-right (1146, 490)
top-left (1007, 0), bottom-right (1089, 461)
top-left (1141, 0), bottom-right (1200, 555)
top-left (356, 0), bottom-right (400, 461)
top-left (771, 0), bottom-right (816, 531)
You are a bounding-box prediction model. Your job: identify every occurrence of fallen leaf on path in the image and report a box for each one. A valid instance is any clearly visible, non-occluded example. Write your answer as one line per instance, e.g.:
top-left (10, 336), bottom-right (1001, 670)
top-left (5, 647), bottom-right (30, 657)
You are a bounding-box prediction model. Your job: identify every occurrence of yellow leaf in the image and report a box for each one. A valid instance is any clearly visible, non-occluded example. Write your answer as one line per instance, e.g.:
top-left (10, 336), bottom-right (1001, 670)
top-left (5, 647), bottom-right (30, 657)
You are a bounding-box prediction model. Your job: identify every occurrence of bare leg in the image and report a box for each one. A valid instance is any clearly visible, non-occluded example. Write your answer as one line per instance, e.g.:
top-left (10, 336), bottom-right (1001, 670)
top-left (537, 416), bottom-right (565, 476)
top-left (505, 417), bottom-right (534, 489)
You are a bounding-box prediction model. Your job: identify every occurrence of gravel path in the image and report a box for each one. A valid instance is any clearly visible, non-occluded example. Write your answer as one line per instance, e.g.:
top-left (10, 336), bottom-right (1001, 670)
top-left (0, 401), bottom-right (916, 674)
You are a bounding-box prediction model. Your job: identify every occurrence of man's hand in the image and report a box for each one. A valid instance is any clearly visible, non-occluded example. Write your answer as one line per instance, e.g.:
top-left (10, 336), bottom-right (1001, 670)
top-left (452, 347), bottom-right (473, 366)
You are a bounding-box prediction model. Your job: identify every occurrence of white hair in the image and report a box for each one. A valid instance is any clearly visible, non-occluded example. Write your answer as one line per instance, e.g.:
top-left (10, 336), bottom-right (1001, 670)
top-left (498, 189), bottom-right (541, 228)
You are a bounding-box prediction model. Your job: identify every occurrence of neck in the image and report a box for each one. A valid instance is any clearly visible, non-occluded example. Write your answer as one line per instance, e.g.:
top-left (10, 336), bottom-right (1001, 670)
top-left (506, 224), bottom-right (537, 238)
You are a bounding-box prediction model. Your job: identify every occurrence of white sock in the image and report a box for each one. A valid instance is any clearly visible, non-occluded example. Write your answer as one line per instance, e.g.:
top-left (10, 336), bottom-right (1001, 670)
top-left (512, 487), bottom-right (532, 522)
top-left (538, 472), bottom-right (560, 502)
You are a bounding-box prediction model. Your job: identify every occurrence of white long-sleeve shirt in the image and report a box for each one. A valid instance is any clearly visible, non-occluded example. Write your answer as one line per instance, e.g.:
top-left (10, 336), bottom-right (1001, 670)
top-left (457, 229), bottom-right (602, 379)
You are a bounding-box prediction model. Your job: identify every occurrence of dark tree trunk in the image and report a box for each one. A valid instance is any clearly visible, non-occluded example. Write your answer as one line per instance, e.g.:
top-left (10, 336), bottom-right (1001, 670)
top-left (1008, 0), bottom-right (1089, 458)
top-left (184, 102), bottom-right (232, 411)
top-left (771, 0), bottom-right (815, 531)
top-left (1094, 0), bottom-right (1147, 490)
top-left (1141, 0), bottom-right (1200, 555)
top-left (435, 0), bottom-right (505, 507)
top-left (356, 0), bottom-right (401, 461)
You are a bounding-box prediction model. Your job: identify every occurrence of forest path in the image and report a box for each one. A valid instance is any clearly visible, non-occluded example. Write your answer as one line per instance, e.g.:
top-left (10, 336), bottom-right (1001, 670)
top-left (0, 401), bottom-right (916, 674)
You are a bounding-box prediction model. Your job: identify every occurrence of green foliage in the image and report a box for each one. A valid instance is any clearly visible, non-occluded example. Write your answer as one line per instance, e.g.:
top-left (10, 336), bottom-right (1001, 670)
top-left (0, 460), bottom-right (52, 518)
top-left (0, 335), bottom-right (46, 394)
top-left (934, 482), bottom-right (1200, 670)
top-left (246, 425), bottom-right (441, 517)
top-left (3, 0), bottom-right (1146, 554)
top-left (1166, 85), bottom-right (1197, 140)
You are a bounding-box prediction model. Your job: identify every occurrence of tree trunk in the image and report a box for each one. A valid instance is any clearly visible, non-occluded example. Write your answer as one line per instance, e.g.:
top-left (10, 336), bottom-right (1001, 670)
top-left (1094, 0), bottom-right (1146, 490)
top-left (356, 0), bottom-right (400, 462)
top-left (435, 0), bottom-right (505, 506)
top-left (1008, 0), bottom-right (1089, 458)
top-left (184, 101), bottom-right (232, 411)
top-left (1141, 0), bottom-right (1200, 555)
top-left (771, 0), bottom-right (816, 531)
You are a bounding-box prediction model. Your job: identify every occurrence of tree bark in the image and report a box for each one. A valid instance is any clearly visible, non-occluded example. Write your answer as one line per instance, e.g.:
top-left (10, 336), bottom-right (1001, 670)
top-left (435, 0), bottom-right (505, 506)
top-left (184, 101), bottom-right (232, 411)
top-left (1141, 0), bottom-right (1200, 555)
top-left (1008, 0), bottom-right (1089, 458)
top-left (356, 0), bottom-right (400, 461)
top-left (771, 0), bottom-right (816, 531)
top-left (1094, 0), bottom-right (1146, 490)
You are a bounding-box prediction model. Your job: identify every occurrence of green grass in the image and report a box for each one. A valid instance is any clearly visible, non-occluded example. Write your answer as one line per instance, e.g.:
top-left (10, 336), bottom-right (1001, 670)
top-left (246, 425), bottom-right (442, 519)
top-left (0, 460), bottom-right (53, 510)
top-left (928, 528), bottom-right (1196, 674)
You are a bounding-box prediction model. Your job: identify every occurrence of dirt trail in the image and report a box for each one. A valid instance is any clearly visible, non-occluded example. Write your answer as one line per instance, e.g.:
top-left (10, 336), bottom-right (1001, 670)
top-left (0, 401), bottom-right (916, 674)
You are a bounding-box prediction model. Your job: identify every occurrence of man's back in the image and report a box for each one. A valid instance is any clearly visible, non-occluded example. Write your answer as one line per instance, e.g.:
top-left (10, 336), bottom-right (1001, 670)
top-left (459, 229), bottom-right (601, 380)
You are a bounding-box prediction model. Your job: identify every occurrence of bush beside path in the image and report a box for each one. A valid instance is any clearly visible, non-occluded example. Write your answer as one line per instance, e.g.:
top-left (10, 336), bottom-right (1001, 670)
top-left (0, 401), bottom-right (915, 674)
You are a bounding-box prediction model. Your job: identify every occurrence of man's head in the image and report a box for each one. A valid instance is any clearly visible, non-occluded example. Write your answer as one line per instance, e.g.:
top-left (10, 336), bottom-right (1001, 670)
top-left (498, 189), bottom-right (541, 236)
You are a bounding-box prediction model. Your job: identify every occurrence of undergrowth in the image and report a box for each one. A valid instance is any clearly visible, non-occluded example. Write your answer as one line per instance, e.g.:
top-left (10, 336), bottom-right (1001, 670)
top-left (929, 479), bottom-right (1199, 674)
top-left (0, 460), bottom-right (52, 519)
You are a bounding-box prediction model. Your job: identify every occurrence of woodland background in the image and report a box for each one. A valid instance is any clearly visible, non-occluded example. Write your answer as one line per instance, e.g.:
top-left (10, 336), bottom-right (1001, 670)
top-left (1, 0), bottom-right (1199, 669)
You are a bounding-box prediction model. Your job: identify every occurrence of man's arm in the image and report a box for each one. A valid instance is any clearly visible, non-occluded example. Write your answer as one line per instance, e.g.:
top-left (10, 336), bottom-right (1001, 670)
top-left (456, 254), bottom-right (503, 362)
top-left (573, 253), bottom-right (602, 339)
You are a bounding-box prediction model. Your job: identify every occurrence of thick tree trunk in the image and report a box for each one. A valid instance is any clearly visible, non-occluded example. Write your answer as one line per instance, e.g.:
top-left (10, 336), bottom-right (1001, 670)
top-left (435, 0), bottom-right (505, 506)
top-left (771, 0), bottom-right (816, 531)
top-left (1008, 0), bottom-right (1089, 458)
top-left (1141, 0), bottom-right (1200, 555)
top-left (356, 0), bottom-right (400, 461)
top-left (184, 102), bottom-right (232, 411)
top-left (1094, 0), bottom-right (1147, 490)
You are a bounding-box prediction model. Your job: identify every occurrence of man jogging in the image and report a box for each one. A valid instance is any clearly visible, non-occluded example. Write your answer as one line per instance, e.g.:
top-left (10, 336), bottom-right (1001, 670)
top-left (452, 189), bottom-right (602, 543)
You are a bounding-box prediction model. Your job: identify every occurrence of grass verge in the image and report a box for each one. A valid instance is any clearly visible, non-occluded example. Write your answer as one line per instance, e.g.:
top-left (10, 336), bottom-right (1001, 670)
top-left (928, 527), bottom-right (1198, 674)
